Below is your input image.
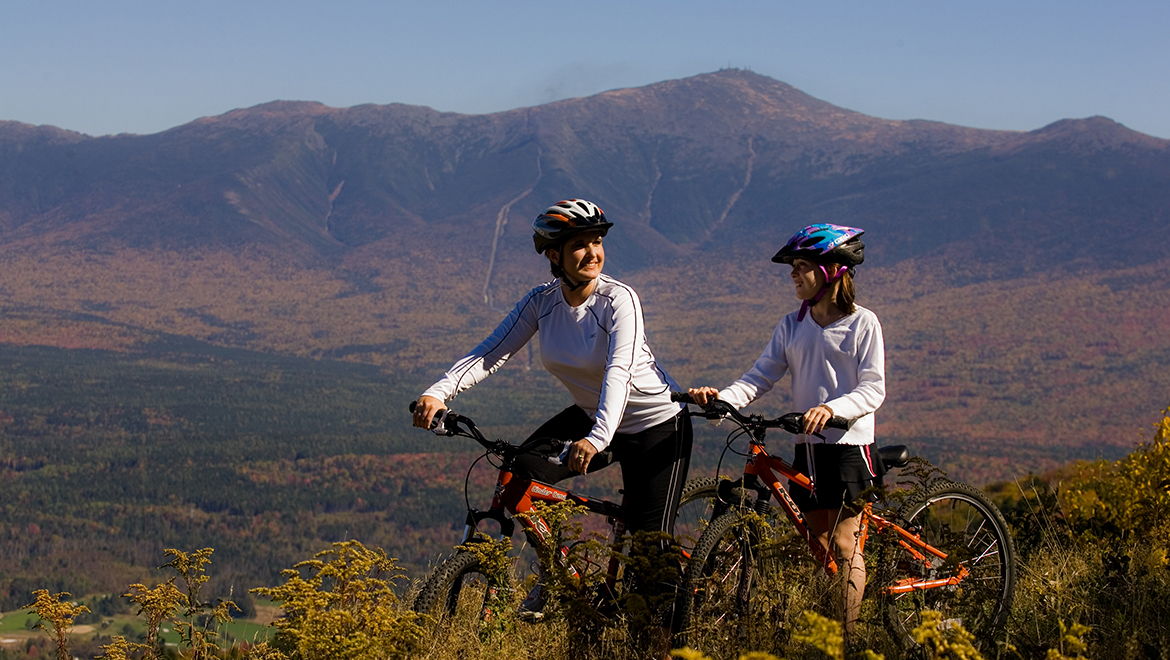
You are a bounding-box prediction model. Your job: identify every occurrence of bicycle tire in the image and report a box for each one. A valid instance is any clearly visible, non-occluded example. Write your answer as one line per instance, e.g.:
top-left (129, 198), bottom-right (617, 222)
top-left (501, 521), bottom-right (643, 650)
top-left (675, 477), bottom-right (722, 555)
top-left (879, 480), bottom-right (1017, 645)
top-left (413, 549), bottom-right (514, 633)
top-left (673, 510), bottom-right (760, 651)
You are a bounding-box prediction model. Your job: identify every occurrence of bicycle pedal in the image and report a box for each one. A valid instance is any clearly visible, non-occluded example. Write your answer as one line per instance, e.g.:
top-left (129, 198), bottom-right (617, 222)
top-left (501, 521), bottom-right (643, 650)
top-left (518, 609), bottom-right (548, 623)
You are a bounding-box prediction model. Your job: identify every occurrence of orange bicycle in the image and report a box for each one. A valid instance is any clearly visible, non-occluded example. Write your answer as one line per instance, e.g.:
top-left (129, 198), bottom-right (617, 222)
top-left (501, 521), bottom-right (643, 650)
top-left (671, 393), bottom-right (1016, 650)
top-left (408, 403), bottom-right (716, 631)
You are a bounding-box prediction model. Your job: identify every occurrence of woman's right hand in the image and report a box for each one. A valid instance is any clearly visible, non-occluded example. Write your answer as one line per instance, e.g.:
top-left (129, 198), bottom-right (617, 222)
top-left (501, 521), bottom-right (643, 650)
top-left (412, 395), bottom-right (447, 429)
top-left (687, 387), bottom-right (719, 406)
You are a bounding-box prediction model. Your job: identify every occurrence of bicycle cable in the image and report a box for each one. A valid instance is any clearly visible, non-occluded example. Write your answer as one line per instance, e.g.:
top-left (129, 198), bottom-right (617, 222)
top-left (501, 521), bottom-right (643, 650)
top-left (713, 426), bottom-right (750, 488)
top-left (463, 451), bottom-right (491, 513)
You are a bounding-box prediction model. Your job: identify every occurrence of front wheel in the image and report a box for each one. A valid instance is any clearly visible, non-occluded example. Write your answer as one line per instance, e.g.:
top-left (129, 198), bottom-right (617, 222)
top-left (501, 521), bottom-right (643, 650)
top-left (673, 510), bottom-right (761, 651)
top-left (674, 477), bottom-right (723, 556)
top-left (413, 549), bottom-right (515, 635)
top-left (879, 480), bottom-right (1017, 645)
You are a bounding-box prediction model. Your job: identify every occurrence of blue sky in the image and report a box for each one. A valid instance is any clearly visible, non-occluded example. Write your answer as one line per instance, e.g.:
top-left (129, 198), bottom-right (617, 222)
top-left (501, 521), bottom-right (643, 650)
top-left (3, 0), bottom-right (1167, 138)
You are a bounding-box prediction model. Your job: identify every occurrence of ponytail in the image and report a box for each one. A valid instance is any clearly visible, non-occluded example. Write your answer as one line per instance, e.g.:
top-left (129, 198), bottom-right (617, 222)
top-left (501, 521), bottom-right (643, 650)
top-left (834, 268), bottom-right (856, 315)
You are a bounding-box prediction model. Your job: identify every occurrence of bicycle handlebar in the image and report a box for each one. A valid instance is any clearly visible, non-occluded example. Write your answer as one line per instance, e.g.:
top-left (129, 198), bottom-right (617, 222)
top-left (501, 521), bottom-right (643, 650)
top-left (408, 401), bottom-right (566, 462)
top-left (670, 391), bottom-right (851, 437)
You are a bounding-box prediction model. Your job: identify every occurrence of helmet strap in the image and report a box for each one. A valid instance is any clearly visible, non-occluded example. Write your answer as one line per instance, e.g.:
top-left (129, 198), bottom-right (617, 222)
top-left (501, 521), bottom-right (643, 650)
top-left (797, 264), bottom-right (846, 322)
top-left (562, 274), bottom-right (590, 291)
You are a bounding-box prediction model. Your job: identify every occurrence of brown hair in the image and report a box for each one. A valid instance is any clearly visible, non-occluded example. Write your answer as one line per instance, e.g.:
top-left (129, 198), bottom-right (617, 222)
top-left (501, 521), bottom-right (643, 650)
top-left (832, 267), bottom-right (856, 315)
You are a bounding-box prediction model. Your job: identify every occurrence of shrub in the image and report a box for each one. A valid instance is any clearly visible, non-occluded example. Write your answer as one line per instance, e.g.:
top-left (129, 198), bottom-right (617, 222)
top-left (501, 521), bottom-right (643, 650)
top-left (251, 539), bottom-right (423, 660)
top-left (1006, 408), bottom-right (1170, 658)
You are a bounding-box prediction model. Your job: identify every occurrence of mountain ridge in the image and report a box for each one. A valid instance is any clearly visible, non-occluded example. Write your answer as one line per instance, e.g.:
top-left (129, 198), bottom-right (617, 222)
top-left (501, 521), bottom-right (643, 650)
top-left (1, 69), bottom-right (1168, 481)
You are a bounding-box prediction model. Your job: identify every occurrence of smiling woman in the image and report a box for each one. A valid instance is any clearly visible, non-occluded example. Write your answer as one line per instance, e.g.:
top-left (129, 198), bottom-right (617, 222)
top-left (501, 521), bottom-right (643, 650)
top-left (411, 198), bottom-right (692, 656)
top-left (548, 230), bottom-right (605, 302)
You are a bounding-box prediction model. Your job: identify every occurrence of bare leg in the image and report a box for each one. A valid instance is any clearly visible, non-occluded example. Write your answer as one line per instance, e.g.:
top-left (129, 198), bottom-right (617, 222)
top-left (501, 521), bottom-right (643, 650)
top-left (806, 508), bottom-right (865, 635)
top-left (831, 511), bottom-right (865, 633)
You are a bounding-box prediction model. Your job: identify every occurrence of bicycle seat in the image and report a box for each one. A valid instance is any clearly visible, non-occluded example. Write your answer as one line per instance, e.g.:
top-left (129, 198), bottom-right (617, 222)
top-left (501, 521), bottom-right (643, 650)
top-left (878, 445), bottom-right (910, 470)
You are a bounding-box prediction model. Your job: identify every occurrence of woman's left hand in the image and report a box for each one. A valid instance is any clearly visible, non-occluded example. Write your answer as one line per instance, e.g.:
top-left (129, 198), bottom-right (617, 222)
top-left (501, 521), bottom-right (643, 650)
top-left (802, 405), bottom-right (834, 435)
top-left (568, 439), bottom-right (598, 474)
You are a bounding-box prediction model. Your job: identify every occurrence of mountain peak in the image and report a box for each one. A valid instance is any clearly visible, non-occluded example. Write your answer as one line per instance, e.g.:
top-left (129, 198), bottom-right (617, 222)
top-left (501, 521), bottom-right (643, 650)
top-left (193, 100), bottom-right (334, 124)
top-left (1029, 116), bottom-right (1167, 149)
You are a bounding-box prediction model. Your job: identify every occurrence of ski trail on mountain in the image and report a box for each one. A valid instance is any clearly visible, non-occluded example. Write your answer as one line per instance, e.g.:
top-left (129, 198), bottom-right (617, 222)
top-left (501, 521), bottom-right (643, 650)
top-left (483, 146), bottom-right (543, 308)
top-left (707, 137), bottom-right (755, 239)
top-left (643, 153), bottom-right (661, 223)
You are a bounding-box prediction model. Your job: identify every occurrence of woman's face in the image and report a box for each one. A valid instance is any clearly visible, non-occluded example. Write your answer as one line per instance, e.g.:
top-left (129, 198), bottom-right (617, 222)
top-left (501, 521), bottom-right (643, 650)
top-left (789, 258), bottom-right (825, 300)
top-left (552, 231), bottom-right (605, 281)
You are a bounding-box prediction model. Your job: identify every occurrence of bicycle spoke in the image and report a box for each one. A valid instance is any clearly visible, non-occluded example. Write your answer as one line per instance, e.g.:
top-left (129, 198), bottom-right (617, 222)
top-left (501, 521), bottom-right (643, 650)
top-left (880, 482), bottom-right (1016, 648)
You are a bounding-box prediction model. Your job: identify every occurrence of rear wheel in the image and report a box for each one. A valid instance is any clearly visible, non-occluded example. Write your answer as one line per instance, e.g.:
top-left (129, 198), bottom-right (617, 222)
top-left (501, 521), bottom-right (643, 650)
top-left (880, 480), bottom-right (1016, 645)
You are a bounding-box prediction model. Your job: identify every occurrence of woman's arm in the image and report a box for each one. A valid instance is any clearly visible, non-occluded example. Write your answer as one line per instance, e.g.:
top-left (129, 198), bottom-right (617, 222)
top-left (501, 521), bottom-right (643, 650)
top-left (584, 284), bottom-right (645, 452)
top-left (418, 288), bottom-right (543, 405)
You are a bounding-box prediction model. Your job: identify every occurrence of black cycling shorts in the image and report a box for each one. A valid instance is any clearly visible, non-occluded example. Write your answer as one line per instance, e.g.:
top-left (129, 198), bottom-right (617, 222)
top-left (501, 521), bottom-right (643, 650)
top-left (789, 443), bottom-right (882, 512)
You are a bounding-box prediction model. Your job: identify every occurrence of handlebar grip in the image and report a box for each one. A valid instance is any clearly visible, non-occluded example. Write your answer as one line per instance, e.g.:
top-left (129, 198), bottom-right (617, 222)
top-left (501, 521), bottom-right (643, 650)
top-left (409, 400), bottom-right (449, 433)
top-left (671, 391), bottom-right (697, 404)
top-left (827, 416), bottom-right (852, 430)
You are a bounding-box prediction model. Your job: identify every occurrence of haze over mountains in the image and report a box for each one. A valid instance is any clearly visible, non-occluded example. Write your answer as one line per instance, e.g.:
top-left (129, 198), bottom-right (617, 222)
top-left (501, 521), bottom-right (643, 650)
top-left (1, 68), bottom-right (1169, 479)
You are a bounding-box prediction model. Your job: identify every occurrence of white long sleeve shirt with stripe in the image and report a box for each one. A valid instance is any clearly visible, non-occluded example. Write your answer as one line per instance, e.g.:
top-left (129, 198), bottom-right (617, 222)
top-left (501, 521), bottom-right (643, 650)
top-left (422, 275), bottom-right (682, 452)
top-left (718, 305), bottom-right (886, 445)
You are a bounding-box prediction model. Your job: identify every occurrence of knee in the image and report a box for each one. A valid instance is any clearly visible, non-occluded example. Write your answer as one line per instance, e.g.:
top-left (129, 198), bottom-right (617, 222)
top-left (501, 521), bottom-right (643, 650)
top-left (831, 527), bottom-right (862, 560)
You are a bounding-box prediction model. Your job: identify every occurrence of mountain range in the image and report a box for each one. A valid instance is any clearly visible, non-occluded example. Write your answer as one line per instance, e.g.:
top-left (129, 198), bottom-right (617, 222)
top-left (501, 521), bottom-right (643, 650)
top-left (2, 68), bottom-right (1169, 482)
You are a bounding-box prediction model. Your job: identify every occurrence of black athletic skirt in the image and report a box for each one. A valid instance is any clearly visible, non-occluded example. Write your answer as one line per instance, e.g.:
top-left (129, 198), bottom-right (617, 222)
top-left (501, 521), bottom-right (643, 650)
top-left (788, 443), bottom-right (883, 512)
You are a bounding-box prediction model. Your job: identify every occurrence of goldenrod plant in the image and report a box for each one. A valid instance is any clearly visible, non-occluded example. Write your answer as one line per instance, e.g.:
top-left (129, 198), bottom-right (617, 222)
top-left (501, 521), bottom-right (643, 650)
top-left (251, 539), bottom-right (423, 660)
top-left (25, 589), bottom-right (91, 660)
top-left (909, 611), bottom-right (983, 660)
top-left (456, 533), bottom-right (516, 638)
top-left (111, 581), bottom-right (183, 659)
top-left (94, 635), bottom-right (137, 660)
top-left (790, 611), bottom-right (844, 660)
top-left (104, 548), bottom-right (232, 660)
top-left (167, 548), bottom-right (237, 660)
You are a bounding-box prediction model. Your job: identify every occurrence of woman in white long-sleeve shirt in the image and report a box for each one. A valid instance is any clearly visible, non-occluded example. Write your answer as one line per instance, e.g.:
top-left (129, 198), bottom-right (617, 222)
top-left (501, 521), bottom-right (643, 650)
top-left (412, 199), bottom-right (691, 630)
top-left (689, 223), bottom-right (885, 634)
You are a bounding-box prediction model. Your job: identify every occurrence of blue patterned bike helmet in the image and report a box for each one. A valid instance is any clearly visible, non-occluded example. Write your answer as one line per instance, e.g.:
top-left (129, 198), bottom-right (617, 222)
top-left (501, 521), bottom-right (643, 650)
top-left (772, 223), bottom-right (865, 268)
top-left (773, 224), bottom-right (866, 321)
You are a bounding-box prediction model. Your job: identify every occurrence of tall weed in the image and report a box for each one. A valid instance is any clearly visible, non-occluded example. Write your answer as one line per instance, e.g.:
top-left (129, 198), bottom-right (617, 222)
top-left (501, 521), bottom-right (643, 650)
top-left (1003, 408), bottom-right (1170, 658)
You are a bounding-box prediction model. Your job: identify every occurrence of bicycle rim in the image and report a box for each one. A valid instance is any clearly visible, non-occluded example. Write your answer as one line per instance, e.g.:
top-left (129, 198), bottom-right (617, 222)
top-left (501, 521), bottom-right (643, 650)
top-left (882, 481), bottom-right (1017, 644)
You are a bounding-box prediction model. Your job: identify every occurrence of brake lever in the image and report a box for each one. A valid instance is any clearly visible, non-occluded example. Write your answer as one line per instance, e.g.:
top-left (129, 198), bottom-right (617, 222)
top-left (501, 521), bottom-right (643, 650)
top-left (429, 409), bottom-right (452, 436)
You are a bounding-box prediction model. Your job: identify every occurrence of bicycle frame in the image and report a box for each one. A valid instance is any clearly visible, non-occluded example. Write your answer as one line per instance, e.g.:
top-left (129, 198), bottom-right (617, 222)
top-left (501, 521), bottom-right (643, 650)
top-left (460, 457), bottom-right (630, 594)
top-left (408, 401), bottom-right (646, 627)
top-left (738, 441), bottom-right (968, 595)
